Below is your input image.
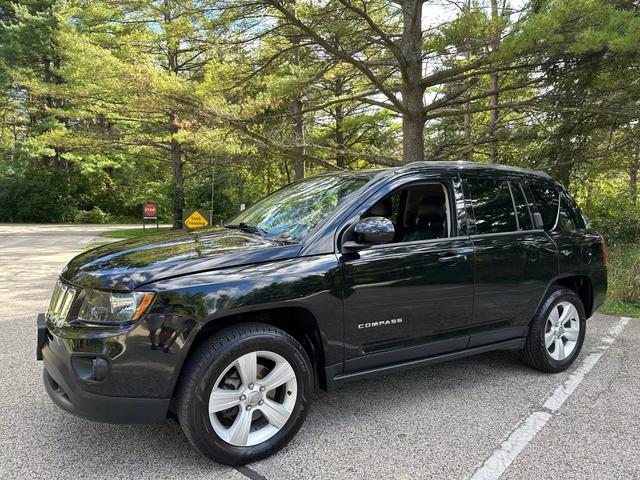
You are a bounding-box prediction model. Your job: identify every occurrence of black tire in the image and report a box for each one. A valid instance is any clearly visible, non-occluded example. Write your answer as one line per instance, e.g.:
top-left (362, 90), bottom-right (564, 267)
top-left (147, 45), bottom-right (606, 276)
top-left (522, 287), bottom-right (586, 373)
top-left (176, 322), bottom-right (313, 465)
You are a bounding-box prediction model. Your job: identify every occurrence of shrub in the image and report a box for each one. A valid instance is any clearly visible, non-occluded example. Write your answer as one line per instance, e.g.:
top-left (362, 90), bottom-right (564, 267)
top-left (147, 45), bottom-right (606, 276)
top-left (578, 179), bottom-right (640, 243)
top-left (74, 206), bottom-right (111, 224)
top-left (584, 199), bottom-right (640, 243)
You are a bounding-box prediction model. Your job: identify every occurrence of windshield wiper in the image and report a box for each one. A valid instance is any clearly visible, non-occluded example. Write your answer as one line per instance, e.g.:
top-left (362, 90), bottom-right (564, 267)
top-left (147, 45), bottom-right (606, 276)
top-left (225, 222), bottom-right (268, 237)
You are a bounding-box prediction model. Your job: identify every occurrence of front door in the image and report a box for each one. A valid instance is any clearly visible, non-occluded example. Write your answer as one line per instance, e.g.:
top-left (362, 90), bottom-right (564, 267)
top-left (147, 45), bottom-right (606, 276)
top-left (339, 174), bottom-right (474, 373)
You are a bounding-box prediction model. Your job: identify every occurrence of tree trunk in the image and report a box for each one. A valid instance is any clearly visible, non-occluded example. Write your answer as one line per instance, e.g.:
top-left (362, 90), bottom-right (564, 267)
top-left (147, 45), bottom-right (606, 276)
top-left (283, 158), bottom-right (291, 183)
top-left (631, 161), bottom-right (638, 206)
top-left (463, 103), bottom-right (472, 147)
top-left (290, 95), bottom-right (305, 179)
top-left (400, 0), bottom-right (425, 164)
top-left (463, 0), bottom-right (472, 148)
top-left (335, 105), bottom-right (345, 168)
top-left (488, 0), bottom-right (500, 163)
top-left (164, 5), bottom-right (185, 229)
top-left (290, 0), bottom-right (305, 179)
top-left (42, 54), bottom-right (65, 170)
top-left (555, 156), bottom-right (572, 187)
top-left (169, 112), bottom-right (184, 229)
top-left (488, 73), bottom-right (498, 162)
top-left (402, 113), bottom-right (425, 164)
top-left (334, 77), bottom-right (346, 168)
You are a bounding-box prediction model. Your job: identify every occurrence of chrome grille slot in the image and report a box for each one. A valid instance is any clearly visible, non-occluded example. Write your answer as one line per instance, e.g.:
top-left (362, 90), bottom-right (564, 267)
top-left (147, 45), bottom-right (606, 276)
top-left (47, 280), bottom-right (77, 327)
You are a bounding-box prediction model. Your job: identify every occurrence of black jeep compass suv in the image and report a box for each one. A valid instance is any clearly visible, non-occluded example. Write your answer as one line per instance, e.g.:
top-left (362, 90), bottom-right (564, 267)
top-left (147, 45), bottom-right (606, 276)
top-left (37, 161), bottom-right (607, 465)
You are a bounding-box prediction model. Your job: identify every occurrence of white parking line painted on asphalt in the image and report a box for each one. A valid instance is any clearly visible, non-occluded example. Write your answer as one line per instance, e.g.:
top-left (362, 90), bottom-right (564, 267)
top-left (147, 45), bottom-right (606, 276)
top-left (469, 317), bottom-right (631, 480)
top-left (542, 352), bottom-right (603, 412)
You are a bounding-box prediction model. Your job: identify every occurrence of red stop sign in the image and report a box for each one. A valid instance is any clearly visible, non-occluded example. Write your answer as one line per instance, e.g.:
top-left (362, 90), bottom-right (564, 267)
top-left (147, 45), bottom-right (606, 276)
top-left (143, 203), bottom-right (157, 217)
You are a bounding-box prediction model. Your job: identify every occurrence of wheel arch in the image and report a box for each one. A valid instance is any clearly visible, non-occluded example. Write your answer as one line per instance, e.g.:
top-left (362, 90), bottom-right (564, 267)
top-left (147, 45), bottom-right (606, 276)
top-left (177, 306), bottom-right (329, 396)
top-left (548, 275), bottom-right (594, 317)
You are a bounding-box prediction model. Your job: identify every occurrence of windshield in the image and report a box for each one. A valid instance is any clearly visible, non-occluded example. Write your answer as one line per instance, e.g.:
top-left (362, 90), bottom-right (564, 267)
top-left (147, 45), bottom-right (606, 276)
top-left (228, 174), bottom-right (371, 242)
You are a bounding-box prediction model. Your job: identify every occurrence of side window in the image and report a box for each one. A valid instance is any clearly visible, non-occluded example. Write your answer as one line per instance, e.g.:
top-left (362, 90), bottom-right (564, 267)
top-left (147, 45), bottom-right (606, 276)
top-left (363, 182), bottom-right (452, 243)
top-left (466, 178), bottom-right (517, 234)
top-left (528, 181), bottom-right (560, 231)
top-left (558, 193), bottom-right (587, 232)
top-left (363, 189), bottom-right (403, 226)
top-left (509, 181), bottom-right (533, 230)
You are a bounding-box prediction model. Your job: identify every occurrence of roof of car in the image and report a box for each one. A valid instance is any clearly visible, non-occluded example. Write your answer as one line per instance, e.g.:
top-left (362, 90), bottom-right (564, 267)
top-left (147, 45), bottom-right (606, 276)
top-left (319, 160), bottom-right (553, 182)
top-left (395, 160), bottom-right (552, 179)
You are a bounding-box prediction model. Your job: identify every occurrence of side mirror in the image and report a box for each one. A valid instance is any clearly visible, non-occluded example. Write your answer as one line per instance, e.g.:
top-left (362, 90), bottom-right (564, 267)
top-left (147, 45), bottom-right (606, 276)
top-left (533, 212), bottom-right (545, 230)
top-left (342, 217), bottom-right (395, 253)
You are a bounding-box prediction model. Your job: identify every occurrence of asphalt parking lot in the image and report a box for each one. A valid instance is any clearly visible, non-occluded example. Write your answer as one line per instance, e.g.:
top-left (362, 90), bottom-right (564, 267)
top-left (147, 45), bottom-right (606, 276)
top-left (0, 224), bottom-right (638, 479)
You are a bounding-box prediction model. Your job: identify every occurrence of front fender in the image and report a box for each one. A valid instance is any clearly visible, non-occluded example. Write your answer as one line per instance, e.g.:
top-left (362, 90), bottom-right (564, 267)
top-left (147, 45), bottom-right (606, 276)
top-left (142, 254), bottom-right (344, 393)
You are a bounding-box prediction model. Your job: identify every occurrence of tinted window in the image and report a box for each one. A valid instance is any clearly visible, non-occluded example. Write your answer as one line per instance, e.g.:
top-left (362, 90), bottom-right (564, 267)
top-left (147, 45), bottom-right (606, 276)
top-left (558, 194), bottom-right (587, 232)
top-left (364, 182), bottom-right (451, 243)
top-left (510, 181), bottom-right (533, 230)
top-left (467, 178), bottom-right (517, 234)
top-left (529, 181), bottom-right (560, 231)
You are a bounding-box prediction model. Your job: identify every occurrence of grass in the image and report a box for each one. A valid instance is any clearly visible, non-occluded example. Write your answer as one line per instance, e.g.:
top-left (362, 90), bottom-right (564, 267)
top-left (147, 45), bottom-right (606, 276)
top-left (100, 226), bottom-right (172, 239)
top-left (600, 300), bottom-right (640, 318)
top-left (599, 242), bottom-right (640, 318)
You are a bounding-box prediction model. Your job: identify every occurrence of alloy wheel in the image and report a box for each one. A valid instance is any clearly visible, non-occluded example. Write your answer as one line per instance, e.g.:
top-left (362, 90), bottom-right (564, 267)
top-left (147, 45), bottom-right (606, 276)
top-left (545, 301), bottom-right (580, 361)
top-left (208, 350), bottom-right (297, 447)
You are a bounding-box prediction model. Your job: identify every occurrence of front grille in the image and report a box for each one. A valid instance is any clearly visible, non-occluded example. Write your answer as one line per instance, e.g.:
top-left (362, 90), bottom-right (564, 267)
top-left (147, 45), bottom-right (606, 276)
top-left (47, 279), bottom-right (77, 328)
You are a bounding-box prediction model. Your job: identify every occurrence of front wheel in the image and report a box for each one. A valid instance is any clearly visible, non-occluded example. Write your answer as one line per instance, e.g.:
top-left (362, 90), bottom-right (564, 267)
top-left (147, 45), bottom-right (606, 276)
top-left (176, 323), bottom-right (313, 465)
top-left (522, 287), bottom-right (586, 373)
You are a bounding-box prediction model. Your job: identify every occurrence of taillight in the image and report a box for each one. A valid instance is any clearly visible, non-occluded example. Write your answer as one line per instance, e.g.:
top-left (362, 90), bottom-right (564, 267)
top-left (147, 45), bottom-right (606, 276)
top-left (600, 236), bottom-right (608, 266)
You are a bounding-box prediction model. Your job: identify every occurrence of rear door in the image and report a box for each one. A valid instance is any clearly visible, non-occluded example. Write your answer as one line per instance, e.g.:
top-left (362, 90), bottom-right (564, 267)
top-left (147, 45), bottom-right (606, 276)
top-left (463, 174), bottom-right (557, 346)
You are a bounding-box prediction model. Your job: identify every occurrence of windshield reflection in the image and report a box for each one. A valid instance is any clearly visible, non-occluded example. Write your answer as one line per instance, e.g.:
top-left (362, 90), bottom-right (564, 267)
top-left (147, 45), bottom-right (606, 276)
top-left (229, 174), bottom-right (371, 241)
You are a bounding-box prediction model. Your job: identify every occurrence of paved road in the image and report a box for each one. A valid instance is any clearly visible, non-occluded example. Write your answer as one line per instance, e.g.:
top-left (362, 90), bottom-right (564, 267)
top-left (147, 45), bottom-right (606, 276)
top-left (0, 224), bottom-right (638, 479)
top-left (0, 224), bottom-right (126, 321)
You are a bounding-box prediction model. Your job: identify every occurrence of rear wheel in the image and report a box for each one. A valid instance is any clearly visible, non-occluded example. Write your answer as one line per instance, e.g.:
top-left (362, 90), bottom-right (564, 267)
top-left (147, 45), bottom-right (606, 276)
top-left (522, 287), bottom-right (586, 373)
top-left (176, 323), bottom-right (313, 465)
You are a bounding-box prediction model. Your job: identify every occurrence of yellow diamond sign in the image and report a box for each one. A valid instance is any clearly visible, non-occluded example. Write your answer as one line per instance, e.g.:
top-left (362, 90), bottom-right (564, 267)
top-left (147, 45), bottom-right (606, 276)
top-left (184, 210), bottom-right (209, 229)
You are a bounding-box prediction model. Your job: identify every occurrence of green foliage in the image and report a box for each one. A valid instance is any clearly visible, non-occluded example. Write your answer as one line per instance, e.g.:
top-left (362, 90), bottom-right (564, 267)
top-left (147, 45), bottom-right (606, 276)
top-left (0, 0), bottom-right (639, 259)
top-left (74, 207), bottom-right (111, 224)
top-left (581, 192), bottom-right (640, 243)
top-left (603, 243), bottom-right (640, 311)
top-left (101, 227), bottom-right (172, 239)
top-left (601, 301), bottom-right (640, 318)
top-left (0, 162), bottom-right (75, 222)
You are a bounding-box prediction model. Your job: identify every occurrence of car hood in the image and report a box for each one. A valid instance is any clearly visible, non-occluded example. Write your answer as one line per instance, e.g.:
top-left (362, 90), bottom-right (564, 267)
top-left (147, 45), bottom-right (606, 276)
top-left (61, 227), bottom-right (301, 290)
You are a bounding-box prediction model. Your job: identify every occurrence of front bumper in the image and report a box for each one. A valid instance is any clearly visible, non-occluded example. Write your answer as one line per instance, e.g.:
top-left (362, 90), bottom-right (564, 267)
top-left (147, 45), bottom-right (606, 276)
top-left (37, 314), bottom-right (170, 424)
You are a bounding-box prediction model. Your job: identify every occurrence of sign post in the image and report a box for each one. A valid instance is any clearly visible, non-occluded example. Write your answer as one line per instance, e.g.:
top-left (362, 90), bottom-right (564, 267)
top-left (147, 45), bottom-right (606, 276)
top-left (183, 209), bottom-right (212, 229)
top-left (142, 203), bottom-right (159, 232)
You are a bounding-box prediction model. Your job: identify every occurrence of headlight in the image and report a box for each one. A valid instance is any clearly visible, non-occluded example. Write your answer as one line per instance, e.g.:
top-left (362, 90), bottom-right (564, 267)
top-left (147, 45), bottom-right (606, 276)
top-left (77, 289), bottom-right (155, 325)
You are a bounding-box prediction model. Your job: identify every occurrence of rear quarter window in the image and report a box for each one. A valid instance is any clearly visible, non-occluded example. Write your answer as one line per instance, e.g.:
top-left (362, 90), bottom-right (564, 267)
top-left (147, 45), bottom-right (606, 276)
top-left (558, 193), bottom-right (587, 232)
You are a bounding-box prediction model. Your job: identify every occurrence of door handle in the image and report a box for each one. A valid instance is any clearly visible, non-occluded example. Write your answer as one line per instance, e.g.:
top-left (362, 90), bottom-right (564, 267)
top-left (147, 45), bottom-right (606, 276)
top-left (438, 253), bottom-right (467, 264)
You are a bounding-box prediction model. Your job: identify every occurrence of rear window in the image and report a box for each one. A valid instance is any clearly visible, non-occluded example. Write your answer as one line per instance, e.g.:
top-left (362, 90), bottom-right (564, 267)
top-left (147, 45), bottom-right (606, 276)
top-left (558, 193), bottom-right (587, 232)
top-left (528, 181), bottom-right (560, 231)
top-left (466, 178), bottom-right (517, 234)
